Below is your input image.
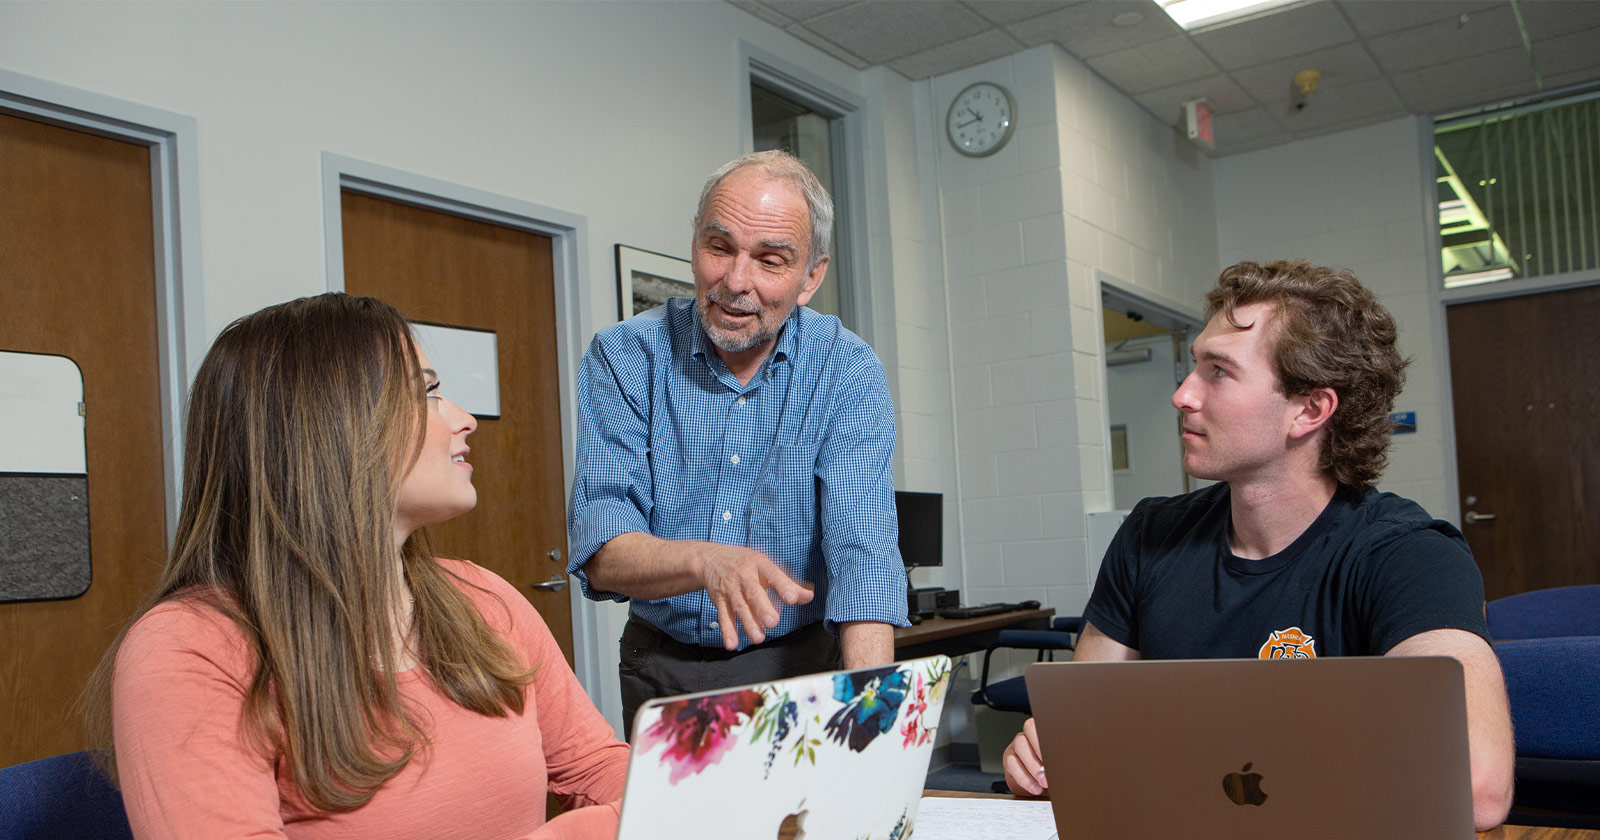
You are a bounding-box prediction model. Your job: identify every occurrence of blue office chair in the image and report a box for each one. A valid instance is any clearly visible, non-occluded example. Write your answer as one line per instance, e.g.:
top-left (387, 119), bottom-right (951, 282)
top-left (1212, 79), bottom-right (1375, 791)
top-left (0, 750), bottom-right (134, 840)
top-left (1495, 635), bottom-right (1600, 829)
top-left (1487, 585), bottom-right (1600, 640)
top-left (971, 616), bottom-right (1083, 713)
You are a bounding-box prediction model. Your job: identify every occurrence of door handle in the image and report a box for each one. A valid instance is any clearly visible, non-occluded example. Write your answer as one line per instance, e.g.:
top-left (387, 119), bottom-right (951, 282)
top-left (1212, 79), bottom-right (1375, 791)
top-left (1464, 511), bottom-right (1497, 524)
top-left (530, 574), bottom-right (569, 593)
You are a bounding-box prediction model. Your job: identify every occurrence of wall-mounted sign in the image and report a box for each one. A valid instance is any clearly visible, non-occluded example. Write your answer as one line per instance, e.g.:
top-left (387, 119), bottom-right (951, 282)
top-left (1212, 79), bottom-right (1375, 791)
top-left (1390, 411), bottom-right (1417, 434)
top-left (411, 323), bottom-right (500, 419)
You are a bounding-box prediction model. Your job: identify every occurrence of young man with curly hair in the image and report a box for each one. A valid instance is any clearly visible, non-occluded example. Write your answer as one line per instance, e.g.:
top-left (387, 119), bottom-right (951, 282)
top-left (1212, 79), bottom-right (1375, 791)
top-left (1003, 260), bottom-right (1514, 830)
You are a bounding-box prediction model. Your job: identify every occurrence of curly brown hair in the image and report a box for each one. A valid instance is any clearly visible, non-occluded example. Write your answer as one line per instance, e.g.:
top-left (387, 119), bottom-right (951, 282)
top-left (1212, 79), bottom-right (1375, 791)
top-left (1205, 260), bottom-right (1409, 491)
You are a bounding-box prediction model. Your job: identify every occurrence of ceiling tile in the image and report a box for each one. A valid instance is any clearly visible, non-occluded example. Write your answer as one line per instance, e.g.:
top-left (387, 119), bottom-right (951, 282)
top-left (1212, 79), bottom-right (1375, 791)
top-left (727, 0), bottom-right (799, 27)
top-left (1533, 27), bottom-right (1600, 78)
top-left (783, 23), bottom-right (872, 68)
top-left (1134, 75), bottom-right (1255, 126)
top-left (1228, 41), bottom-right (1383, 104)
top-left (1087, 36), bottom-right (1221, 95)
top-left (1006, 0), bottom-right (1184, 58)
top-left (1515, 0), bottom-right (1600, 40)
top-left (1336, 0), bottom-right (1498, 38)
top-left (1365, 3), bottom-right (1523, 74)
top-left (1191, 1), bottom-right (1357, 71)
top-left (887, 27), bottom-right (1028, 80)
top-left (1275, 76), bottom-right (1408, 132)
top-left (1211, 105), bottom-right (1291, 147)
top-left (1389, 45), bottom-right (1538, 113)
top-left (804, 0), bottom-right (991, 62)
top-left (963, 0), bottom-right (1083, 26)
top-left (760, 0), bottom-right (862, 21)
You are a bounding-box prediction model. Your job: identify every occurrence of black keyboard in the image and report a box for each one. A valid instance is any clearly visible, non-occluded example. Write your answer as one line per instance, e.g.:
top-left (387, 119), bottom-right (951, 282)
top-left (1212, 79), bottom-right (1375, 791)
top-left (937, 603), bottom-right (1018, 620)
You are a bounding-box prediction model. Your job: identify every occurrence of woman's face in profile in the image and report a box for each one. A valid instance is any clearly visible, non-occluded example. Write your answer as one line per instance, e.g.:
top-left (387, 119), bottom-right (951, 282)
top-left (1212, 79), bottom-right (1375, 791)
top-left (394, 343), bottom-right (479, 541)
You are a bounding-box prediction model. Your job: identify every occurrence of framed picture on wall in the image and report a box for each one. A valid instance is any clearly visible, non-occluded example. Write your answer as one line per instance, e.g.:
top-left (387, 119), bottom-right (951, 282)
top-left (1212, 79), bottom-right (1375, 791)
top-left (615, 244), bottom-right (693, 321)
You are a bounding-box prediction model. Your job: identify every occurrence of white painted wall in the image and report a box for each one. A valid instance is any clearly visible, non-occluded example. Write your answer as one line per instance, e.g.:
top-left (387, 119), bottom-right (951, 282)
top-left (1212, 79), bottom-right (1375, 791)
top-left (1213, 117), bottom-right (1456, 520)
top-left (0, 0), bottom-right (920, 736)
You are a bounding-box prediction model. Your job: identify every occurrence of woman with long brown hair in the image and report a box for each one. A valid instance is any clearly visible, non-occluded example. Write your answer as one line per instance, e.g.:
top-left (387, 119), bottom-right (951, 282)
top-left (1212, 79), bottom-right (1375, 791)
top-left (84, 293), bottom-right (627, 838)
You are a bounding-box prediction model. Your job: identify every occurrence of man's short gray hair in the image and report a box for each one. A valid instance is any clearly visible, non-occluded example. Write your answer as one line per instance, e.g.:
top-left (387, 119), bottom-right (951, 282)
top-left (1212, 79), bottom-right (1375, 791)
top-left (692, 149), bottom-right (834, 274)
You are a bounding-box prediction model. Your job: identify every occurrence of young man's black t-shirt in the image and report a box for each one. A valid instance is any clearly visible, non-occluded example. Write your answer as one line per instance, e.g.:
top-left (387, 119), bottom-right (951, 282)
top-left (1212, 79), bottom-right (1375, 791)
top-left (1084, 483), bottom-right (1490, 659)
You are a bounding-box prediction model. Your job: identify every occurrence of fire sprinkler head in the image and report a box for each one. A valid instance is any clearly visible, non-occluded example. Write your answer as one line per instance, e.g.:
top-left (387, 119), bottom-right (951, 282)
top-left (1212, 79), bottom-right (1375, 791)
top-left (1293, 68), bottom-right (1323, 96)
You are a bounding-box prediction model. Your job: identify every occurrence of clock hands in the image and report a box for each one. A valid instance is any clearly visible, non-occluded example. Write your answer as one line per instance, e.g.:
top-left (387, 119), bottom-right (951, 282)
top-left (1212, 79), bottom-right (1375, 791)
top-left (955, 106), bottom-right (984, 130)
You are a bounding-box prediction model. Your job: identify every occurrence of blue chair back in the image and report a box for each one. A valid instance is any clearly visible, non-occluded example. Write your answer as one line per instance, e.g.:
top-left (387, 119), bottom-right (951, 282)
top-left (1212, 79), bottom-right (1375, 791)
top-left (0, 751), bottom-right (134, 840)
top-left (1495, 636), bottom-right (1600, 760)
top-left (1487, 585), bottom-right (1600, 640)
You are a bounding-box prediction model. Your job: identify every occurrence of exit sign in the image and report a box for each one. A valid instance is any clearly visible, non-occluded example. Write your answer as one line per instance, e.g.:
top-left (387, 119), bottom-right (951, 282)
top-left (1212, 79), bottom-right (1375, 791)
top-left (1185, 99), bottom-right (1214, 151)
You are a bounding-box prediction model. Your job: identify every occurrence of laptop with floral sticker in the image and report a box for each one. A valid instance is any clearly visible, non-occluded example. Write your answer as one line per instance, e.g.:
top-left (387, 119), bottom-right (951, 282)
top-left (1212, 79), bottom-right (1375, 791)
top-left (615, 655), bottom-right (952, 840)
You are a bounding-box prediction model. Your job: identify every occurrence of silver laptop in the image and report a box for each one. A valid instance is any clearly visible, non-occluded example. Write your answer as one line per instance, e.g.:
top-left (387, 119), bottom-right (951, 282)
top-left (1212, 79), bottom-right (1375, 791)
top-left (616, 655), bottom-right (953, 840)
top-left (1025, 656), bottom-right (1474, 840)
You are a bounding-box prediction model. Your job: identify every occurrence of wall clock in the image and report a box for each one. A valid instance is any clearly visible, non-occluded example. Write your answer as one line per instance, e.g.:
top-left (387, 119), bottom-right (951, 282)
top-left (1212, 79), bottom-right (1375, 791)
top-left (947, 82), bottom-right (1016, 157)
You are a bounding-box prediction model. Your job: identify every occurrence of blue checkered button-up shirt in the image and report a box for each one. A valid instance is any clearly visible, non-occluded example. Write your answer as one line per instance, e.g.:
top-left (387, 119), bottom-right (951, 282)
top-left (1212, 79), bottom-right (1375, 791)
top-left (567, 299), bottom-right (908, 650)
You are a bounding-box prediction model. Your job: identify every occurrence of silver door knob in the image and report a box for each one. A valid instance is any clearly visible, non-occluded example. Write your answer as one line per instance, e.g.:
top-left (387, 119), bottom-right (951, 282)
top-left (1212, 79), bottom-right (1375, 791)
top-left (1464, 511), bottom-right (1497, 524)
top-left (530, 574), bottom-right (569, 593)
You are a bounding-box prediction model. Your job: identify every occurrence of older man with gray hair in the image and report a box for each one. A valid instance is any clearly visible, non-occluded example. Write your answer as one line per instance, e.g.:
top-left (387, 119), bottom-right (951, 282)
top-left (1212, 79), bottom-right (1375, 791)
top-left (568, 150), bottom-right (907, 736)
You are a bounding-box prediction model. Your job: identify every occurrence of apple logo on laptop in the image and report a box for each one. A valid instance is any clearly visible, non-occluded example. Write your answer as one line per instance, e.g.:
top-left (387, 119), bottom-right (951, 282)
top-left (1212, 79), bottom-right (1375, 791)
top-left (1221, 763), bottom-right (1268, 806)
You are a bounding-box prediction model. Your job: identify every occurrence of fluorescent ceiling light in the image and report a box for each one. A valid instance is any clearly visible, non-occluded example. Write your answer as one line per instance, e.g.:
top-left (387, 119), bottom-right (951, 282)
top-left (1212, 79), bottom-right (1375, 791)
top-left (1444, 267), bottom-right (1514, 289)
top-left (1156, 0), bottom-right (1302, 30)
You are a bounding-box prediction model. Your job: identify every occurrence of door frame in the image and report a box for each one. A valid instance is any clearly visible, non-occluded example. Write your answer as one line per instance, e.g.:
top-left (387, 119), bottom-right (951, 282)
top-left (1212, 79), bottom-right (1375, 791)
top-left (0, 68), bottom-right (202, 539)
top-left (319, 154), bottom-right (605, 699)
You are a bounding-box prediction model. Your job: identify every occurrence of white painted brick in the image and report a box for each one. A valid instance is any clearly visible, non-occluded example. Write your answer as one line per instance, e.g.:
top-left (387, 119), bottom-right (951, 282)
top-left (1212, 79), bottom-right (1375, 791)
top-left (987, 261), bottom-right (1071, 315)
top-left (1079, 443), bottom-right (1109, 493)
top-left (899, 411), bottom-right (936, 460)
top-left (1070, 297), bottom-right (1102, 354)
top-left (1067, 261), bottom-right (1096, 307)
top-left (1034, 398), bottom-right (1077, 439)
top-left (898, 366), bottom-right (937, 414)
top-left (1045, 583), bottom-right (1094, 614)
top-left (1073, 351), bottom-right (1102, 401)
top-left (1017, 122), bottom-right (1062, 173)
top-left (1097, 232), bottom-right (1134, 285)
top-left (946, 223), bottom-right (1025, 280)
top-left (1079, 178), bottom-right (1117, 231)
top-left (1002, 539), bottom-right (1075, 586)
top-left (1022, 214), bottom-right (1067, 266)
top-left (1077, 397), bottom-right (1107, 448)
top-left (977, 312), bottom-right (1035, 363)
top-left (1065, 215), bottom-right (1100, 264)
top-left (940, 181), bottom-right (983, 234)
top-left (946, 273), bottom-right (989, 323)
top-left (991, 354), bottom-right (1072, 406)
top-left (1029, 306), bottom-right (1075, 356)
top-left (958, 404), bottom-right (1037, 453)
top-left (995, 444), bottom-right (1081, 495)
top-left (959, 452), bottom-right (1000, 499)
top-left (1092, 143), bottom-right (1128, 200)
top-left (952, 364), bottom-right (993, 409)
top-left (981, 171), bottom-right (1066, 225)
top-left (961, 541), bottom-right (1005, 589)
top-left (1040, 492), bottom-right (1087, 539)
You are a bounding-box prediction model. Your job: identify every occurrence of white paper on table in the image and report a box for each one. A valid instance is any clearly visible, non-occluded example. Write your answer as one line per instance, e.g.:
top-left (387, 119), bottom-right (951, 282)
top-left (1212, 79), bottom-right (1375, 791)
top-left (913, 797), bottom-right (1058, 840)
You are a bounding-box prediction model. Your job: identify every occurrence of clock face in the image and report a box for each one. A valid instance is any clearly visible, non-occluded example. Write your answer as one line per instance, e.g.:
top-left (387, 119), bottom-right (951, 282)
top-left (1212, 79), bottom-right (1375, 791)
top-left (947, 82), bottom-right (1015, 157)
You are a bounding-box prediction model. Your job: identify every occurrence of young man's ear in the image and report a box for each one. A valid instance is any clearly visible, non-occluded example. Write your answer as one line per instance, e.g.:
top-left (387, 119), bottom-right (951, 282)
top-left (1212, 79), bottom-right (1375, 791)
top-left (1289, 387), bottom-right (1338, 439)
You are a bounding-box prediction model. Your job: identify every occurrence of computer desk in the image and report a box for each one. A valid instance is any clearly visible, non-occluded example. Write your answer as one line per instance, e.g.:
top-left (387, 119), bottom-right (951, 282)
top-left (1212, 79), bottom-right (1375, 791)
top-left (863, 791), bottom-right (1600, 840)
top-left (893, 607), bottom-right (1056, 661)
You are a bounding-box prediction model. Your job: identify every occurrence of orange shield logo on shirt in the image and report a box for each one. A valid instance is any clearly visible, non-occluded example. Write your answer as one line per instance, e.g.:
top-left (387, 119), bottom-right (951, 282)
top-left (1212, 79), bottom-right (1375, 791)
top-left (1259, 626), bottom-right (1317, 659)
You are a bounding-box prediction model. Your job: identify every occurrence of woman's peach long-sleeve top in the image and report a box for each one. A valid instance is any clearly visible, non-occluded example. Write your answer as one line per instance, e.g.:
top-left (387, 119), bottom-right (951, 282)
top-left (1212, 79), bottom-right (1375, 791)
top-left (113, 558), bottom-right (630, 839)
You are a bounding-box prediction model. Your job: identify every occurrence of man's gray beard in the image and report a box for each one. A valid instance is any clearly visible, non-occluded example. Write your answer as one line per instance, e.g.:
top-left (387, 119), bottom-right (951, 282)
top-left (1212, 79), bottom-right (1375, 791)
top-left (698, 295), bottom-right (778, 354)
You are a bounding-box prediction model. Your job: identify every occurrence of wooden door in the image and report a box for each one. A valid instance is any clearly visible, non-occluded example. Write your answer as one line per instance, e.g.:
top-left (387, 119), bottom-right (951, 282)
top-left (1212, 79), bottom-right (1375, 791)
top-left (1447, 284), bottom-right (1600, 600)
top-left (340, 192), bottom-right (573, 663)
top-left (0, 113), bottom-right (168, 765)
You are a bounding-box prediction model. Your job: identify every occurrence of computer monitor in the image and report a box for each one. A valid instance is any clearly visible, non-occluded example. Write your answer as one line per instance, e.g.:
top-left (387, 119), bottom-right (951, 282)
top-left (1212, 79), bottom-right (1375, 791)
top-left (895, 491), bottom-right (941, 568)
